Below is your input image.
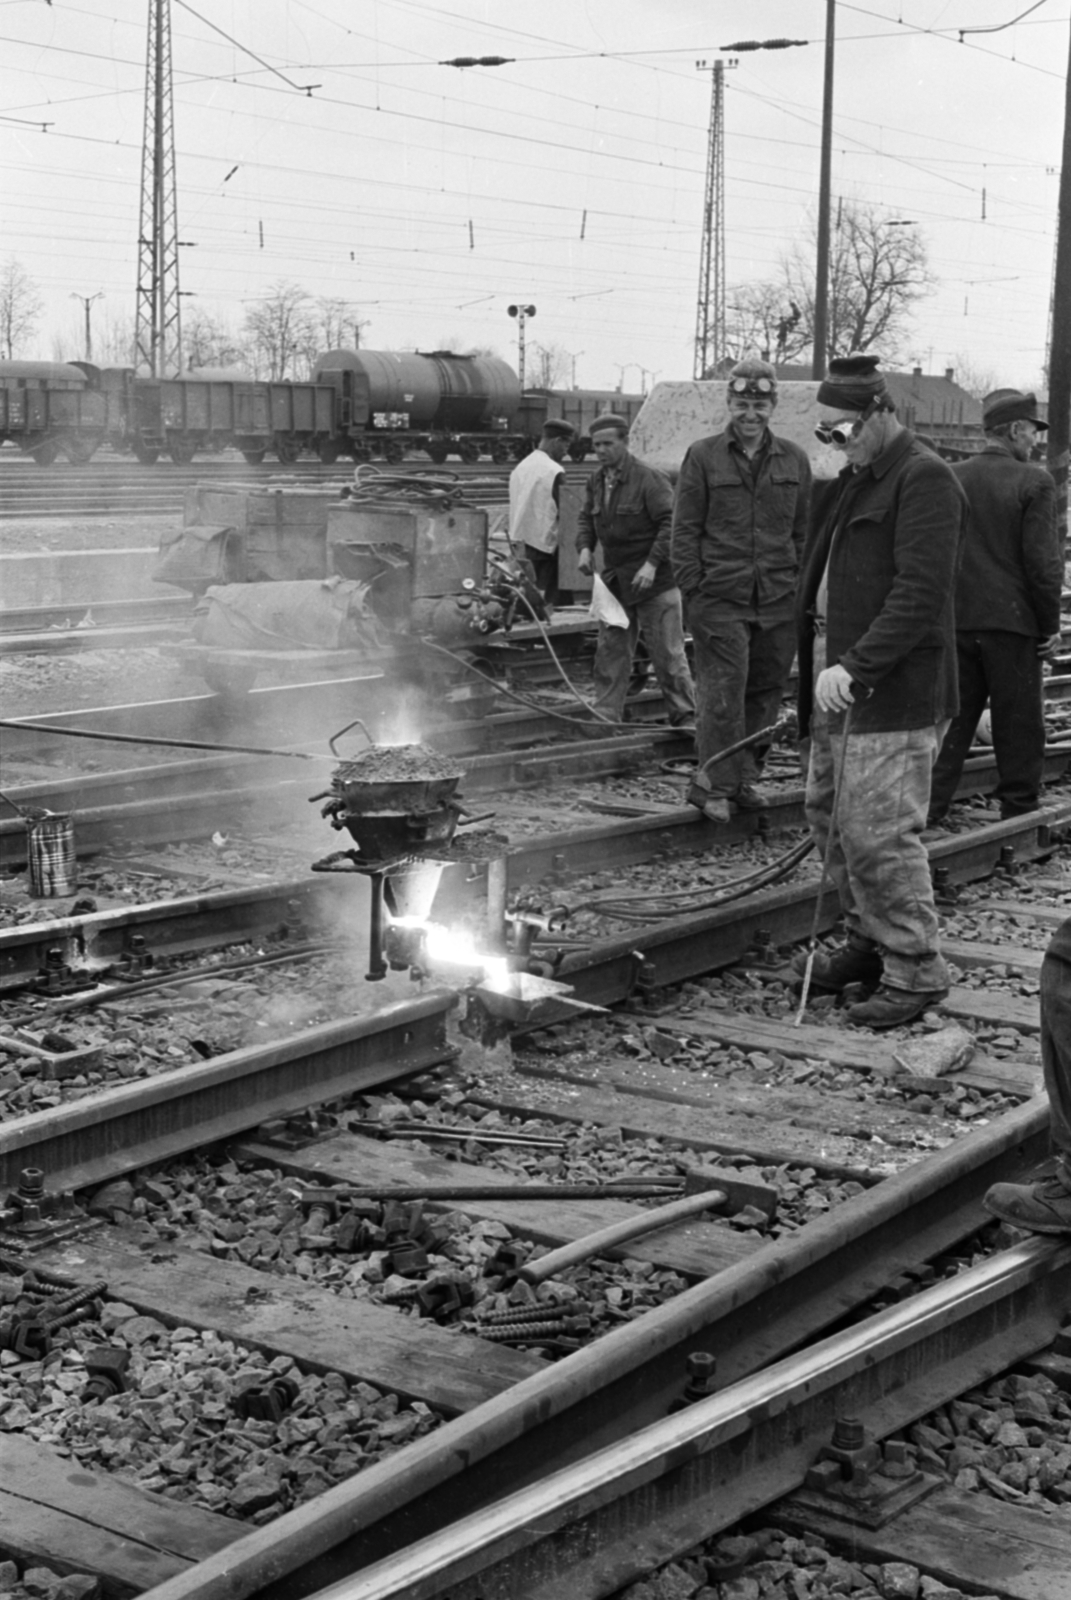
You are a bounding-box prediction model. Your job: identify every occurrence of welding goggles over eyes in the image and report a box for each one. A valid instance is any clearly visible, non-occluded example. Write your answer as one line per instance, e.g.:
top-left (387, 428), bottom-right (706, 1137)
top-left (814, 418), bottom-right (861, 446)
top-left (728, 376), bottom-right (775, 396)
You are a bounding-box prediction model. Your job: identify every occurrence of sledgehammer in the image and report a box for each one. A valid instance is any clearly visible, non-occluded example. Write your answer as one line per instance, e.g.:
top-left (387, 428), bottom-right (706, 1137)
top-left (518, 1165), bottom-right (778, 1287)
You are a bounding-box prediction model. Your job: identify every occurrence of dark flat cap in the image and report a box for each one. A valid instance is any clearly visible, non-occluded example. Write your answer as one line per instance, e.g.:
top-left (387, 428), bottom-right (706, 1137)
top-left (816, 351), bottom-right (889, 411)
top-left (589, 413), bottom-right (630, 436)
top-left (542, 418), bottom-right (577, 440)
top-left (982, 388), bottom-right (1048, 430)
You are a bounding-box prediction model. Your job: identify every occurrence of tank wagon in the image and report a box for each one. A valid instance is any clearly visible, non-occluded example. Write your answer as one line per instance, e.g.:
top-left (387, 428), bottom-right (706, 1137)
top-left (313, 349), bottom-right (522, 464)
top-left (0, 350), bottom-right (643, 466)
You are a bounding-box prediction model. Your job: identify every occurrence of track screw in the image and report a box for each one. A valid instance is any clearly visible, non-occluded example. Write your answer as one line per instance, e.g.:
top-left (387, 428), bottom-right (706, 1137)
top-left (831, 1417), bottom-right (866, 1450)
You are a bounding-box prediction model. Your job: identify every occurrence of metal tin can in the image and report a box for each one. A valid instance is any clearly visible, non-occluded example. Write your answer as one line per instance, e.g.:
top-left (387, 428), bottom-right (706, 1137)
top-left (26, 812), bottom-right (77, 897)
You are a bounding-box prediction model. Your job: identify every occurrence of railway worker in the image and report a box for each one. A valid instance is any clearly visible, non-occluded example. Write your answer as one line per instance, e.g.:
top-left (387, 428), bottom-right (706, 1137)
top-left (508, 419), bottom-right (578, 609)
top-left (576, 414), bottom-right (696, 729)
top-left (927, 390), bottom-right (1063, 826)
top-left (984, 914), bottom-right (1071, 1232)
top-left (671, 358), bottom-right (812, 822)
top-left (795, 351), bottom-right (969, 1030)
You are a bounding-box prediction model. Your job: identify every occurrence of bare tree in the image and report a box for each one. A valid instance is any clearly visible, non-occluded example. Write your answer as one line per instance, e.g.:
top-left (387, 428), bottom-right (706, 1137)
top-left (780, 202), bottom-right (935, 366)
top-left (243, 280), bottom-right (316, 380)
top-left (529, 342), bottom-right (569, 388)
top-left (184, 308), bottom-right (247, 371)
top-left (947, 352), bottom-right (1003, 400)
top-left (724, 282), bottom-right (807, 367)
top-left (314, 297), bottom-right (370, 352)
top-left (0, 257), bottom-right (43, 359)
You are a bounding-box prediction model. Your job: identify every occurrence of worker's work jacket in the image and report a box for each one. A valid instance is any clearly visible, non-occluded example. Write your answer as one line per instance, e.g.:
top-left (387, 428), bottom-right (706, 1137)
top-left (951, 442), bottom-right (1062, 637)
top-left (671, 428), bottom-right (812, 621)
top-left (577, 452), bottom-right (676, 602)
top-left (796, 430), bottom-right (968, 738)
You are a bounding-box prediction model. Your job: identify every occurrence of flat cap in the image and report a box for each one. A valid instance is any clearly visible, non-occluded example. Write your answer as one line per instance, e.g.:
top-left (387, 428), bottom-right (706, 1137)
top-left (589, 413), bottom-right (630, 436)
top-left (816, 351), bottom-right (890, 411)
top-left (982, 388), bottom-right (1048, 430)
top-left (542, 418), bottom-right (577, 440)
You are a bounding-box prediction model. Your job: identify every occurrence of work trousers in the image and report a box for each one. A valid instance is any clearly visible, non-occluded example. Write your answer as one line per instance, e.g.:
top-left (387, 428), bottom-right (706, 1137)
top-left (523, 544), bottom-right (559, 609)
top-left (688, 607), bottom-right (796, 791)
top-left (805, 690), bottom-right (950, 994)
top-left (592, 587), bottom-right (695, 725)
top-left (929, 630), bottom-right (1046, 820)
top-left (1042, 917), bottom-right (1071, 1189)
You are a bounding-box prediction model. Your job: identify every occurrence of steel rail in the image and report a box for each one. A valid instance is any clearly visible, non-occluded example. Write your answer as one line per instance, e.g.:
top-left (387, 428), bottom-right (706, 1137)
top-left (0, 597), bottom-right (194, 635)
top-left (0, 728), bottom-right (698, 872)
top-left (295, 1236), bottom-right (1071, 1600)
top-left (551, 802), bottom-right (1071, 1007)
top-left (0, 988), bottom-right (457, 1192)
top-left (3, 804), bottom-right (1068, 1011)
top-left (4, 803), bottom-right (1065, 997)
top-left (130, 1109), bottom-right (1058, 1600)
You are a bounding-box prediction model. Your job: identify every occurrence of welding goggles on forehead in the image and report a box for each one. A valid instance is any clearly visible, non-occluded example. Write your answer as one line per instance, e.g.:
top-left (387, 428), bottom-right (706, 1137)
top-left (728, 376), bottom-right (775, 396)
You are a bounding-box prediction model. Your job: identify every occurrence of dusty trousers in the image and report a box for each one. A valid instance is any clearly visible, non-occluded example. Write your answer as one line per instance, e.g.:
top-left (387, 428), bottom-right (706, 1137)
top-left (1041, 917), bottom-right (1071, 1189)
top-left (929, 630), bottom-right (1046, 820)
top-left (591, 588), bottom-right (695, 724)
top-left (688, 608), bottom-right (796, 789)
top-left (805, 693), bottom-right (951, 994)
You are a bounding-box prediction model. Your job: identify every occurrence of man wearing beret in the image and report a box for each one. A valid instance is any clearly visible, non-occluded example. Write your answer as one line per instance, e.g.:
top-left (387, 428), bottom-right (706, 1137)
top-left (795, 352), bottom-right (969, 1029)
top-left (576, 414), bottom-right (696, 727)
top-left (508, 419), bottom-right (578, 608)
top-left (928, 390), bottom-right (1063, 825)
top-left (671, 358), bottom-right (812, 822)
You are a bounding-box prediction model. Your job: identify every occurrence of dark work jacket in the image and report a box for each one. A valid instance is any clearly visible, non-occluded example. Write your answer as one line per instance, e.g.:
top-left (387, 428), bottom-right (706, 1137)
top-left (952, 443), bottom-right (1062, 637)
top-left (576, 451), bottom-right (676, 601)
top-left (796, 430), bottom-right (968, 738)
top-left (671, 428), bottom-right (812, 620)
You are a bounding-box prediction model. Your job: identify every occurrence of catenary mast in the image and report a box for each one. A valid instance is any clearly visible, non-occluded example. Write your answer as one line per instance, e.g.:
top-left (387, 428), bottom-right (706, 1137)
top-left (134, 0), bottom-right (183, 376)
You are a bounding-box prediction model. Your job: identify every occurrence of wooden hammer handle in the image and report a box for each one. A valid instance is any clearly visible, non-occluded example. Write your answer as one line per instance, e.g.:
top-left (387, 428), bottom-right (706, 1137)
top-left (519, 1189), bottom-right (726, 1287)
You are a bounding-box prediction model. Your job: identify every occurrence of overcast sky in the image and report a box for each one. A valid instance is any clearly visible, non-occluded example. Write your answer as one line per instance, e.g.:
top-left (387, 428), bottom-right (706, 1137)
top-left (1, 1), bottom-right (1067, 392)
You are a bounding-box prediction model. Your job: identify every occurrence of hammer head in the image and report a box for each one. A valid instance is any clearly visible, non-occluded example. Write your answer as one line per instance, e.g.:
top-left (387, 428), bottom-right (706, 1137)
top-left (683, 1165), bottom-right (778, 1223)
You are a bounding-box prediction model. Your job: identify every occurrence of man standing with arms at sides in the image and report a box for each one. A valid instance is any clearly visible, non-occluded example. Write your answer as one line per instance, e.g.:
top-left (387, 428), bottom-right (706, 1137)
top-left (795, 352), bottom-right (968, 1029)
top-left (507, 419), bottom-right (577, 609)
top-left (671, 359), bottom-right (811, 823)
top-left (576, 414), bottom-right (696, 729)
top-left (928, 389), bottom-right (1063, 825)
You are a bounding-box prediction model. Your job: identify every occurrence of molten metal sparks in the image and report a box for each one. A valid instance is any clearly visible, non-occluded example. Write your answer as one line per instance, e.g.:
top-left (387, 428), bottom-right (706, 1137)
top-left (393, 917), bottom-right (509, 983)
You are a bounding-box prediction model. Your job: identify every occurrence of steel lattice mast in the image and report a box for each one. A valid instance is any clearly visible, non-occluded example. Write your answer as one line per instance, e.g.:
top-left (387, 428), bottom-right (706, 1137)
top-left (693, 60), bottom-right (727, 381)
top-left (135, 0), bottom-right (182, 376)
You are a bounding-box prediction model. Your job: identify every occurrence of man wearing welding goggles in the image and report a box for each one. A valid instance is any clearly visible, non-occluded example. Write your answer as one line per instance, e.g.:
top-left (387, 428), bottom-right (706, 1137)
top-left (794, 352), bottom-right (968, 1029)
top-left (672, 358), bottom-right (812, 823)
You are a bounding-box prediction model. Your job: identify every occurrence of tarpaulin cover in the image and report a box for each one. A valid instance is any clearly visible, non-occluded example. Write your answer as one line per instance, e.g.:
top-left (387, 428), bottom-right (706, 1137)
top-left (191, 577), bottom-right (385, 652)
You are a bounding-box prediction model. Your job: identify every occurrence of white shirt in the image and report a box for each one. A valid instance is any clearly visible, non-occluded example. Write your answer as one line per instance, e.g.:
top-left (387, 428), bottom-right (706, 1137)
top-left (509, 448), bottom-right (563, 554)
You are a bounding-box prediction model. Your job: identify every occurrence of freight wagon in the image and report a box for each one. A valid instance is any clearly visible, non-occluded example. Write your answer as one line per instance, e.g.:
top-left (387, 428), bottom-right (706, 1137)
top-left (0, 360), bottom-right (109, 464)
top-left (0, 351), bottom-right (645, 467)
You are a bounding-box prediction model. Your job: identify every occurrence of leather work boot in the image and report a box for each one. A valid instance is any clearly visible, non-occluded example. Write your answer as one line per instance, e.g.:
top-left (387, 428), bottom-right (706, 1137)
top-left (983, 1176), bottom-right (1071, 1234)
top-left (694, 795), bottom-right (732, 824)
top-left (731, 783), bottom-right (770, 811)
top-left (845, 984), bottom-right (947, 1029)
top-left (791, 939), bottom-right (882, 994)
